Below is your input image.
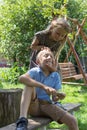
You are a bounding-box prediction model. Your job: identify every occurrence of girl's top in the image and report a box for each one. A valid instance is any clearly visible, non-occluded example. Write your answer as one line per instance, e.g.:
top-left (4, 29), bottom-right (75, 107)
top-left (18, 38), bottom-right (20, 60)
top-left (30, 30), bottom-right (65, 69)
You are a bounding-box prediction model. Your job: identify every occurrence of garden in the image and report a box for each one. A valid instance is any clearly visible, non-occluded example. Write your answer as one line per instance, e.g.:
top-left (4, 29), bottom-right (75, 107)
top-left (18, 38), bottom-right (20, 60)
top-left (0, 67), bottom-right (87, 130)
top-left (0, 0), bottom-right (87, 129)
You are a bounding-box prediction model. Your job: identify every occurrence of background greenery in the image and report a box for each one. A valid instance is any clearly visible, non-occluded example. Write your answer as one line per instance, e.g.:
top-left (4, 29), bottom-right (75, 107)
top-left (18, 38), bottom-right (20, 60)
top-left (0, 0), bottom-right (87, 66)
top-left (0, 0), bottom-right (87, 129)
top-left (0, 78), bottom-right (87, 130)
top-left (48, 84), bottom-right (87, 130)
top-left (0, 0), bottom-right (87, 83)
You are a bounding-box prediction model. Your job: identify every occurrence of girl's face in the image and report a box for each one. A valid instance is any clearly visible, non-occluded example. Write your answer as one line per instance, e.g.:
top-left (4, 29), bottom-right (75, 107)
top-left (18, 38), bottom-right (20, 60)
top-left (51, 26), bottom-right (67, 41)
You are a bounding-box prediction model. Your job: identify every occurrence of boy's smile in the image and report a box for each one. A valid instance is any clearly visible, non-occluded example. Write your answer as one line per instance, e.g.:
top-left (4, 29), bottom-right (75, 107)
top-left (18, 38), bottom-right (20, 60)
top-left (36, 50), bottom-right (54, 75)
top-left (40, 52), bottom-right (54, 67)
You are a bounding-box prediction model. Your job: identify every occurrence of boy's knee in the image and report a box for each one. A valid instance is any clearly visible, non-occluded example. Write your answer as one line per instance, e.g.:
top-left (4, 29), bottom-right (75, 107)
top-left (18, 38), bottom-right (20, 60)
top-left (61, 112), bottom-right (78, 126)
top-left (65, 114), bottom-right (78, 129)
top-left (70, 115), bottom-right (78, 126)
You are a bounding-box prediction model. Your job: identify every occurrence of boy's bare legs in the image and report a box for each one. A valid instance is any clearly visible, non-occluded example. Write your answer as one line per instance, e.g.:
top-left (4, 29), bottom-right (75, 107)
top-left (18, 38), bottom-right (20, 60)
top-left (20, 86), bottom-right (35, 118)
top-left (59, 112), bottom-right (79, 130)
top-left (16, 86), bottom-right (35, 130)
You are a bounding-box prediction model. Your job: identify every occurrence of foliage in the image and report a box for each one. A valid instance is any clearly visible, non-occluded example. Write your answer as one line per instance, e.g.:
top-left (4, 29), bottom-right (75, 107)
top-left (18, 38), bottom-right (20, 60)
top-left (0, 0), bottom-right (67, 67)
top-left (59, 0), bottom-right (87, 62)
top-left (0, 82), bottom-right (3, 88)
top-left (0, 0), bottom-right (87, 68)
top-left (0, 64), bottom-right (27, 84)
top-left (68, 0), bottom-right (87, 56)
top-left (67, 0), bottom-right (87, 20)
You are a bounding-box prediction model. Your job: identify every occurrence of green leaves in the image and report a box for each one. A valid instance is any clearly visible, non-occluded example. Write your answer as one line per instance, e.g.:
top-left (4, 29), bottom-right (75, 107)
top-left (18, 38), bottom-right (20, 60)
top-left (0, 0), bottom-right (87, 68)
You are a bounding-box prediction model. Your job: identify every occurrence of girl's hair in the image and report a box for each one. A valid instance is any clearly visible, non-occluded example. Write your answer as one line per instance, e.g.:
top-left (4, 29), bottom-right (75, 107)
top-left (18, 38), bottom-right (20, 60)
top-left (45, 17), bottom-right (71, 34)
top-left (44, 18), bottom-right (71, 61)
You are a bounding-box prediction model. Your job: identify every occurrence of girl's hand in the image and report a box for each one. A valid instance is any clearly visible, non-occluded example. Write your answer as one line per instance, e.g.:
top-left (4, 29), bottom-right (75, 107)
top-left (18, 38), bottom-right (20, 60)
top-left (41, 46), bottom-right (51, 51)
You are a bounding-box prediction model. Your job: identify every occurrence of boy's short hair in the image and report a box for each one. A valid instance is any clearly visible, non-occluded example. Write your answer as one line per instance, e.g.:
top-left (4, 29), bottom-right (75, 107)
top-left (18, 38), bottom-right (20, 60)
top-left (36, 48), bottom-right (54, 62)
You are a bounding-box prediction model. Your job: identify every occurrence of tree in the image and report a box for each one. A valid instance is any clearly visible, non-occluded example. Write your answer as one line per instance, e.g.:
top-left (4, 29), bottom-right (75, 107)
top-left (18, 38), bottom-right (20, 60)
top-left (0, 0), bottom-right (67, 66)
top-left (0, 0), bottom-right (87, 67)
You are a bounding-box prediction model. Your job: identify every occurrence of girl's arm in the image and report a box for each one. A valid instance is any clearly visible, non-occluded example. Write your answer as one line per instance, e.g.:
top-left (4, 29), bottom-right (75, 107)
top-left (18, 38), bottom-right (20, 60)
top-left (30, 36), bottom-right (44, 51)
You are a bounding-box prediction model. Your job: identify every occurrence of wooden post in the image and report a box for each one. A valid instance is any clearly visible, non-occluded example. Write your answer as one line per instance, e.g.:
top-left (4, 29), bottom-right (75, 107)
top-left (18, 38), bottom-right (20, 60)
top-left (0, 88), bottom-right (22, 127)
top-left (67, 37), bottom-right (87, 85)
top-left (64, 18), bottom-right (86, 62)
top-left (67, 17), bottom-right (87, 44)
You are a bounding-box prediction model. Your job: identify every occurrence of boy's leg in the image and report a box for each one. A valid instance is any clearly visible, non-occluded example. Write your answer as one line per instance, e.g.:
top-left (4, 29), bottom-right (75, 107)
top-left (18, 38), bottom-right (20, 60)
top-left (59, 112), bottom-right (79, 130)
top-left (20, 86), bottom-right (35, 117)
top-left (16, 86), bottom-right (35, 130)
top-left (40, 103), bottom-right (79, 130)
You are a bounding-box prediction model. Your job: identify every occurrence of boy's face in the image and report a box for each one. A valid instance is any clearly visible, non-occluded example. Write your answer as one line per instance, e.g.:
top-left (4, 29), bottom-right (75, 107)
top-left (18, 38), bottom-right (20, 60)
top-left (37, 51), bottom-right (54, 70)
top-left (51, 26), bottom-right (67, 41)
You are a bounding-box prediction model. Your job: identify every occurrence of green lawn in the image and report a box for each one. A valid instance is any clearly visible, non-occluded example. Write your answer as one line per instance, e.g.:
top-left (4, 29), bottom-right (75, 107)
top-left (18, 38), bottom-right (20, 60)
top-left (48, 84), bottom-right (87, 130)
top-left (0, 82), bottom-right (87, 130)
top-left (0, 67), bottom-right (87, 130)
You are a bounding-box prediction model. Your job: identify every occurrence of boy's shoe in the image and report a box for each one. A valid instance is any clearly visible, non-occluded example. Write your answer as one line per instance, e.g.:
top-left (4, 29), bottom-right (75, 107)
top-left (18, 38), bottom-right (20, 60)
top-left (16, 117), bottom-right (28, 130)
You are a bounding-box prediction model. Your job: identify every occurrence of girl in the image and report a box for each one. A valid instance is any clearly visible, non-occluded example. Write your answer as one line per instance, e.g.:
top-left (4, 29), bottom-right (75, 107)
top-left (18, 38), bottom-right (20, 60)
top-left (30, 17), bottom-right (71, 72)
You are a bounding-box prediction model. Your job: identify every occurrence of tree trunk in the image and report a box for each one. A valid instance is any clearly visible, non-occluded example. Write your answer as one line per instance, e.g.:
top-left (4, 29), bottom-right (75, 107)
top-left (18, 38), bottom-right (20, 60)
top-left (0, 88), bottom-right (22, 127)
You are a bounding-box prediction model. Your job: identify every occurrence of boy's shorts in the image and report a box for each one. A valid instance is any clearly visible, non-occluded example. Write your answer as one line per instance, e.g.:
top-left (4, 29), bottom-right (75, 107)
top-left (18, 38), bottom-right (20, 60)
top-left (29, 99), bottom-right (67, 123)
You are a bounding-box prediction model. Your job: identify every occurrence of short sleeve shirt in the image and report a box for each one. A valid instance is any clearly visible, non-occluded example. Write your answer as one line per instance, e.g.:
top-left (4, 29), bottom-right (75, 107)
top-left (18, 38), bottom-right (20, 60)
top-left (27, 67), bottom-right (61, 102)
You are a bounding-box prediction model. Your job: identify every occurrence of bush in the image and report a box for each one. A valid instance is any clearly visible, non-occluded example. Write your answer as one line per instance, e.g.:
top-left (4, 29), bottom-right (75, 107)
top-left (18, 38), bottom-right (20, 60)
top-left (0, 63), bottom-right (27, 84)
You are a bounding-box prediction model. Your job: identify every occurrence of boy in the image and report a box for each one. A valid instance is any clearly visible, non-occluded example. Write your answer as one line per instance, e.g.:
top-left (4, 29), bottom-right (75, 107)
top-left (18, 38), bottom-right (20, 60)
top-left (16, 48), bottom-right (79, 130)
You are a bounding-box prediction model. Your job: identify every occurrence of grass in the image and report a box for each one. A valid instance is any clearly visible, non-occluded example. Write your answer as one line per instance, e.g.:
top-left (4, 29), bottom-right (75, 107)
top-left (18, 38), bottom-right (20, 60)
top-left (0, 82), bottom-right (87, 130)
top-left (0, 67), bottom-right (87, 130)
top-left (0, 82), bottom-right (24, 89)
top-left (48, 84), bottom-right (87, 130)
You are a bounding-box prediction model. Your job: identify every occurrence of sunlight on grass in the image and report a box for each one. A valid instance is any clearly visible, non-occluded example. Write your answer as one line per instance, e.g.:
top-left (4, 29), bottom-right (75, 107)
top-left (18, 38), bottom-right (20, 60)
top-left (0, 82), bottom-right (24, 89)
top-left (48, 84), bottom-right (87, 130)
top-left (0, 76), bottom-right (87, 130)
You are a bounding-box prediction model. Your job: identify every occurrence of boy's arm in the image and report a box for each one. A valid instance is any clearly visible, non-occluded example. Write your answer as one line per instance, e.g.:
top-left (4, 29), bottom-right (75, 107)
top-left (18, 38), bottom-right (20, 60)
top-left (19, 73), bottom-right (57, 95)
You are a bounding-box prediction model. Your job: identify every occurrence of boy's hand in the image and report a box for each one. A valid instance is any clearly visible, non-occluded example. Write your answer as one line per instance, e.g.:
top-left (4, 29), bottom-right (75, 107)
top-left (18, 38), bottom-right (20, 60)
top-left (57, 92), bottom-right (66, 100)
top-left (52, 92), bottom-right (66, 101)
top-left (44, 86), bottom-right (57, 95)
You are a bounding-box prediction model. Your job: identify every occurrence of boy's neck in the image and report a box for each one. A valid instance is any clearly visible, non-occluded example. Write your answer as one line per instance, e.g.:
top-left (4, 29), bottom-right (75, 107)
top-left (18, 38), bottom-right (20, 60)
top-left (41, 67), bottom-right (51, 76)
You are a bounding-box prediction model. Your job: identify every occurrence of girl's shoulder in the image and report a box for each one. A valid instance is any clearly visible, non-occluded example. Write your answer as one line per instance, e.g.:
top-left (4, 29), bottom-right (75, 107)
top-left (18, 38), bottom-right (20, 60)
top-left (35, 30), bottom-right (49, 43)
top-left (35, 30), bottom-right (48, 37)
